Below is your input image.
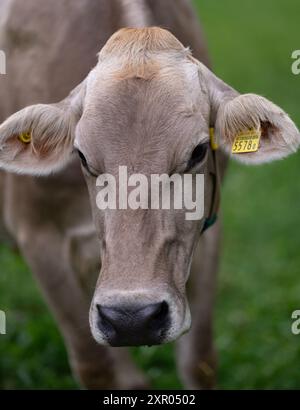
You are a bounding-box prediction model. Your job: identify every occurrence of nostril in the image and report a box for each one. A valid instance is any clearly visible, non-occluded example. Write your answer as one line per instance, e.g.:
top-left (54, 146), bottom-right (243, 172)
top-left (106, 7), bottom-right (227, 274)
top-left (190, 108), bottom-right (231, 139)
top-left (96, 304), bottom-right (116, 337)
top-left (149, 301), bottom-right (169, 324)
top-left (97, 304), bottom-right (110, 322)
top-left (145, 301), bottom-right (169, 339)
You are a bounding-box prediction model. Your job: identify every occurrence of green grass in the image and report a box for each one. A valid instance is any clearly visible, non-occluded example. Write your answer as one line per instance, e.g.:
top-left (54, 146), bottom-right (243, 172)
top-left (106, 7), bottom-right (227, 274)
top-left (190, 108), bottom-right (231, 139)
top-left (1, 0), bottom-right (300, 389)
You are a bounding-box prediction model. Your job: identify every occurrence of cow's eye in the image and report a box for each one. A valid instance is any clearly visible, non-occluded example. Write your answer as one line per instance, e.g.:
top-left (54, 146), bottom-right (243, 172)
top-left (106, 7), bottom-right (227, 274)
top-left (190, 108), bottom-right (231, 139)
top-left (187, 142), bottom-right (208, 170)
top-left (77, 149), bottom-right (87, 167)
top-left (76, 149), bottom-right (98, 177)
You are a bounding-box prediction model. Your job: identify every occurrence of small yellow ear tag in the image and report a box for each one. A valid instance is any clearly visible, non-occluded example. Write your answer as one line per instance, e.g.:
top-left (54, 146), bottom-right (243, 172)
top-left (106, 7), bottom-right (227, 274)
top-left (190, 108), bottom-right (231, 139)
top-left (210, 127), bottom-right (218, 151)
top-left (18, 131), bottom-right (32, 144)
top-left (232, 129), bottom-right (261, 154)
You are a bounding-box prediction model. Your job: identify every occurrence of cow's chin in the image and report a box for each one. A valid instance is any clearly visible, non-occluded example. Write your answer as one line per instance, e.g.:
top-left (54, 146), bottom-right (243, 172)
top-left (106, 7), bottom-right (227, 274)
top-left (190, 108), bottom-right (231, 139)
top-left (89, 296), bottom-right (191, 347)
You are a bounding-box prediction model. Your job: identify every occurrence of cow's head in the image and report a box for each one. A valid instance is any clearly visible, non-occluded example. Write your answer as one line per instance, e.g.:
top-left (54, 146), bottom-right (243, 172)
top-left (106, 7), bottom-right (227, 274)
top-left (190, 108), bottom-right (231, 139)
top-left (0, 28), bottom-right (299, 346)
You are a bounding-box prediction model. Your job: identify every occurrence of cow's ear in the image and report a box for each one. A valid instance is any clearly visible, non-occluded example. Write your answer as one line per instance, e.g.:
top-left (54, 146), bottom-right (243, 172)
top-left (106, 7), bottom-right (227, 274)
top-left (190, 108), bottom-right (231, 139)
top-left (198, 62), bottom-right (300, 164)
top-left (0, 81), bottom-right (85, 175)
top-left (215, 94), bottom-right (300, 164)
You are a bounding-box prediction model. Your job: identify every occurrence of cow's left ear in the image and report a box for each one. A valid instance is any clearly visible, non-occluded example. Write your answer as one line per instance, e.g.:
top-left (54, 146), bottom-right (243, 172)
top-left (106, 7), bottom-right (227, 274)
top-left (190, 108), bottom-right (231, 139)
top-left (215, 93), bottom-right (300, 164)
top-left (197, 61), bottom-right (300, 164)
top-left (0, 81), bottom-right (86, 175)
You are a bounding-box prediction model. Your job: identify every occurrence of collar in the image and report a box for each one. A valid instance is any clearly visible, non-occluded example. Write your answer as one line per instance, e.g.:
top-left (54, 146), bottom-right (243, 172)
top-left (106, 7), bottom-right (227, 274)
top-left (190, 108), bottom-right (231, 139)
top-left (201, 127), bottom-right (221, 234)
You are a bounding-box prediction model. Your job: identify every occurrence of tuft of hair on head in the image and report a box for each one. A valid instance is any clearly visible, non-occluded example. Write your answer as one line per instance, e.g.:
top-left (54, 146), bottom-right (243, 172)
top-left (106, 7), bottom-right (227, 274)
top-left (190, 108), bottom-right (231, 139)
top-left (98, 27), bottom-right (191, 80)
top-left (99, 27), bottom-right (187, 57)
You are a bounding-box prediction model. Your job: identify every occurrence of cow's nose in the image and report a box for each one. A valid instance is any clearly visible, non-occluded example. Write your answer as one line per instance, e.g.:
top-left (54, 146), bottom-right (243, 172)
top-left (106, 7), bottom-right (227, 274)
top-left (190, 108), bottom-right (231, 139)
top-left (96, 301), bottom-right (170, 346)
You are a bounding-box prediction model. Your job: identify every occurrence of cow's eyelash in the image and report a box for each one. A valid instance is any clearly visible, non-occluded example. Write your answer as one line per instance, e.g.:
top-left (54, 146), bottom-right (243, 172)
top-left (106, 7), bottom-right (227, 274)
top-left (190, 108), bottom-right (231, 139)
top-left (75, 149), bottom-right (98, 177)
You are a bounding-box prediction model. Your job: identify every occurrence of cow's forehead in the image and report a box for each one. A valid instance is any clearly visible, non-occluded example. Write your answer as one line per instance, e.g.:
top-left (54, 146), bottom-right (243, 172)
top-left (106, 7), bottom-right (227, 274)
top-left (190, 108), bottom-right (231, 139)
top-left (76, 68), bottom-right (210, 174)
top-left (82, 54), bottom-right (209, 135)
top-left (85, 64), bottom-right (203, 122)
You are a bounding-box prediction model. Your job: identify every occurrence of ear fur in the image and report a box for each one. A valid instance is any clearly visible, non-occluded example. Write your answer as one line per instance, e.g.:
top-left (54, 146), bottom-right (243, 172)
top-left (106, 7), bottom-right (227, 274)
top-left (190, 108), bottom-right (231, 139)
top-left (0, 81), bottom-right (86, 175)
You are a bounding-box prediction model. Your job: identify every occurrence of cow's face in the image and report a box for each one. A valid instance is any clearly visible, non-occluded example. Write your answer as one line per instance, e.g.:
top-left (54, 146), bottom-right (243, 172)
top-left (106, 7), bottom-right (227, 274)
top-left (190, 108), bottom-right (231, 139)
top-left (75, 30), bottom-right (214, 346)
top-left (0, 28), bottom-right (299, 347)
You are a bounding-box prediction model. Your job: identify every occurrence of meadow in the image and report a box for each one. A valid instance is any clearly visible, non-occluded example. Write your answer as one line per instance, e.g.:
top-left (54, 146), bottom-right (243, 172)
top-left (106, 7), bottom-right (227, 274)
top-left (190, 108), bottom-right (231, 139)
top-left (0, 0), bottom-right (300, 389)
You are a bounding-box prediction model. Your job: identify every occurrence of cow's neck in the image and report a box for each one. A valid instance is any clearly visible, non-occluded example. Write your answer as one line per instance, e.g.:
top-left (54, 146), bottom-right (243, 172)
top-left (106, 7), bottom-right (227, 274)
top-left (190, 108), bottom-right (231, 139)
top-left (119, 0), bottom-right (152, 27)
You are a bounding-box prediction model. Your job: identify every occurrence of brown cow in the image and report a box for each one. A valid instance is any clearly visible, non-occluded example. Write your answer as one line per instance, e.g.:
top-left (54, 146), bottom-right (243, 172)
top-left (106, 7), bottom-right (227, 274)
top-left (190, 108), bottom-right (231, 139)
top-left (0, 0), bottom-right (299, 389)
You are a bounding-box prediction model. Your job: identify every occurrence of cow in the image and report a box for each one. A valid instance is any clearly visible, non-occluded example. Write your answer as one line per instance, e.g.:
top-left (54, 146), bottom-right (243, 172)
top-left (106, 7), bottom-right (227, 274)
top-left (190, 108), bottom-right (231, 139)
top-left (0, 0), bottom-right (299, 390)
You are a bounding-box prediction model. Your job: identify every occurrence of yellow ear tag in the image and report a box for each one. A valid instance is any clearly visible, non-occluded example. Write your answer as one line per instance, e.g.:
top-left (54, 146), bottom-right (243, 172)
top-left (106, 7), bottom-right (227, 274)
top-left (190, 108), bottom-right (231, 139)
top-left (18, 131), bottom-right (32, 144)
top-left (210, 127), bottom-right (218, 151)
top-left (232, 129), bottom-right (261, 154)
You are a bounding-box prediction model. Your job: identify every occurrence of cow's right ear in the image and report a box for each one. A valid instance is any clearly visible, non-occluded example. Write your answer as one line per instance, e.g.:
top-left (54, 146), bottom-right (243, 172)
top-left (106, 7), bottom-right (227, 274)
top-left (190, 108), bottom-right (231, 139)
top-left (0, 81), bottom-right (86, 175)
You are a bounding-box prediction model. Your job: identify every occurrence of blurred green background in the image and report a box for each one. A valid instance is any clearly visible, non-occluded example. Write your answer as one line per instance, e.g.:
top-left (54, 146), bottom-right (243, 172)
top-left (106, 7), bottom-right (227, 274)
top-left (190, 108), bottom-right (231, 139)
top-left (1, 0), bottom-right (300, 389)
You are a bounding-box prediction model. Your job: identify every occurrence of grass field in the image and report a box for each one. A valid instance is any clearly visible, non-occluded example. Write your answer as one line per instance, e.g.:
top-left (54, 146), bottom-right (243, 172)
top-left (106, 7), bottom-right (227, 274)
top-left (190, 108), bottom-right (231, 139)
top-left (1, 0), bottom-right (300, 389)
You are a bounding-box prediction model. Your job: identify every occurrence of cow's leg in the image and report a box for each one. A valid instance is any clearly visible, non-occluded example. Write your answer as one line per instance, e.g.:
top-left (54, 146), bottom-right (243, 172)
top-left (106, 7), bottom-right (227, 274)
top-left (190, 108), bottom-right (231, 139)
top-left (15, 224), bottom-right (147, 389)
top-left (176, 221), bottom-right (221, 389)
